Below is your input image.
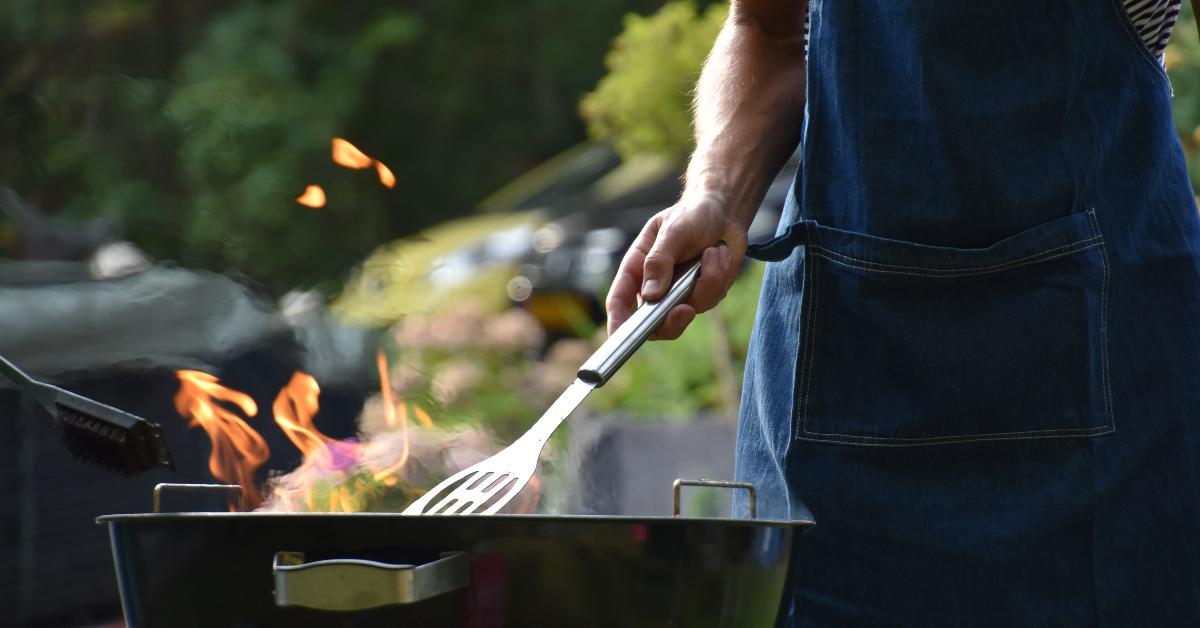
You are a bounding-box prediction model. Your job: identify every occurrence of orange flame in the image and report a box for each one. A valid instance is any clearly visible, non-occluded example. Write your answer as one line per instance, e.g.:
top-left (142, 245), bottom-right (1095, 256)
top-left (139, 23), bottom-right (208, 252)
top-left (412, 404), bottom-right (433, 428)
top-left (175, 362), bottom-right (449, 513)
top-left (332, 137), bottom-right (373, 170)
top-left (272, 372), bottom-right (333, 460)
top-left (254, 359), bottom-right (433, 512)
top-left (296, 185), bottom-right (326, 208)
top-left (375, 161), bottom-right (396, 188)
top-left (174, 370), bottom-right (269, 508)
top-left (371, 350), bottom-right (410, 481)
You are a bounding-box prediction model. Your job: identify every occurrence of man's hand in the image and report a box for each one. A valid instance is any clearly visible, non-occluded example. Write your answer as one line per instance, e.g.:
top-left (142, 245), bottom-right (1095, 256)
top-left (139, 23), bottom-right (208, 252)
top-left (605, 192), bottom-right (750, 339)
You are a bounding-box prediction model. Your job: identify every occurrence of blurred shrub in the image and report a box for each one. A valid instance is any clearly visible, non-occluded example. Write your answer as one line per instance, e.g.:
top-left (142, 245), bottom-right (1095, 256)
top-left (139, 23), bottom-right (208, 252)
top-left (385, 262), bottom-right (765, 426)
top-left (385, 303), bottom-right (550, 437)
top-left (580, 1), bottom-right (728, 164)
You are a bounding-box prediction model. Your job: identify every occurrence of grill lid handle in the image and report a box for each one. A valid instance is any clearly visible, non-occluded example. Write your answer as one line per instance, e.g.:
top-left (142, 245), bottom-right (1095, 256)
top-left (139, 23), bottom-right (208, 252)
top-left (273, 551), bottom-right (469, 611)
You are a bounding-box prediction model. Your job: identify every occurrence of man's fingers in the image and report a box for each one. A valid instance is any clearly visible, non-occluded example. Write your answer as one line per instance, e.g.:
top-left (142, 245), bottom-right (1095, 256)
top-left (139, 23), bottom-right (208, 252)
top-left (641, 221), bottom-right (689, 300)
top-left (686, 244), bottom-right (730, 315)
top-left (605, 217), bottom-right (660, 334)
top-left (606, 294), bottom-right (633, 336)
top-left (609, 205), bottom-right (746, 338)
top-left (651, 304), bottom-right (696, 340)
top-left (605, 262), bottom-right (641, 335)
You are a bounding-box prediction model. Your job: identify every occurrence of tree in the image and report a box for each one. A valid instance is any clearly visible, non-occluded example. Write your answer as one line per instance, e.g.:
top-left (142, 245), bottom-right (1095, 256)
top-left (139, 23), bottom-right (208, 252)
top-left (0, 0), bottom-right (664, 293)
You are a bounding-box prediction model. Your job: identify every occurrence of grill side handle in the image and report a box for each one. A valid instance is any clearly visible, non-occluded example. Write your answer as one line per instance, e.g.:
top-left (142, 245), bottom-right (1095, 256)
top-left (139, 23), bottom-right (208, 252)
top-left (273, 551), bottom-right (469, 611)
top-left (673, 479), bottom-right (756, 519)
top-left (578, 260), bottom-right (701, 386)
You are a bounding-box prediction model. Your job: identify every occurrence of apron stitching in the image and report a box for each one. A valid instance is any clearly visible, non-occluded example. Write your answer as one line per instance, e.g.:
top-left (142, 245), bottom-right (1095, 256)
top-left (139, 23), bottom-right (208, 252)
top-left (805, 250), bottom-right (820, 435)
top-left (807, 236), bottom-right (1102, 276)
top-left (805, 423), bottom-right (1115, 440)
top-left (796, 424), bottom-right (1114, 447)
top-left (797, 244), bottom-right (821, 436)
top-left (807, 240), bottom-right (1102, 278)
top-left (804, 424), bottom-right (1113, 442)
top-left (808, 233), bottom-right (1101, 272)
top-left (1088, 209), bottom-right (1117, 432)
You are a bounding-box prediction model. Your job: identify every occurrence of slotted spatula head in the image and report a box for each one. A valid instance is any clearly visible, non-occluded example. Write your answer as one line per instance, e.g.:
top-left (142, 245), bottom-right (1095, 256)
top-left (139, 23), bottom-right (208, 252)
top-left (403, 378), bottom-right (594, 515)
top-left (403, 262), bottom-right (702, 516)
top-left (402, 438), bottom-right (540, 515)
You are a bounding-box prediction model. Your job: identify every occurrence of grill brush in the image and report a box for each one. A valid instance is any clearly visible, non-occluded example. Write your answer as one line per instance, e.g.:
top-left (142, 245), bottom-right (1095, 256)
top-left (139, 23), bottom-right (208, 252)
top-left (0, 355), bottom-right (175, 474)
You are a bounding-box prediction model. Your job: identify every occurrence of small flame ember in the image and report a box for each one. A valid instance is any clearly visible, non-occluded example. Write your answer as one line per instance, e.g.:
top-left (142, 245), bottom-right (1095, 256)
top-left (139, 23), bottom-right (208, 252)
top-left (332, 137), bottom-right (373, 170)
top-left (297, 138), bottom-right (393, 208)
top-left (295, 185), bottom-right (326, 208)
top-left (375, 161), bottom-right (396, 188)
top-left (174, 370), bottom-right (269, 508)
top-left (332, 137), bottom-right (395, 187)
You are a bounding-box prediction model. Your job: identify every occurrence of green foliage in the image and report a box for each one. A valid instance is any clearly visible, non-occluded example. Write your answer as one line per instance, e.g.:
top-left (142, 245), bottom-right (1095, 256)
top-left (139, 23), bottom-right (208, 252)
top-left (580, 1), bottom-right (728, 164)
top-left (1168, 2), bottom-right (1200, 195)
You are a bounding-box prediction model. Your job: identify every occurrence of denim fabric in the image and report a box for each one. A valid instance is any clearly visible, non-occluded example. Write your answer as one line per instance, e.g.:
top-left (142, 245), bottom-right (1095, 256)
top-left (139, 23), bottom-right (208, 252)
top-left (735, 1), bottom-right (1200, 626)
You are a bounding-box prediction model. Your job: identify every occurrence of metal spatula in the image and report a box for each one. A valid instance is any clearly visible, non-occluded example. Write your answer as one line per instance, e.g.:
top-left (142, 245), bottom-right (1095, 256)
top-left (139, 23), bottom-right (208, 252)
top-left (403, 261), bottom-right (702, 515)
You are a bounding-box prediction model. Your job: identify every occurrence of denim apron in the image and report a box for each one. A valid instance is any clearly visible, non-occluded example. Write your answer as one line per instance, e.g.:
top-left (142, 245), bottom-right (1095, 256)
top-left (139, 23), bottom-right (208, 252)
top-left (735, 1), bottom-right (1200, 625)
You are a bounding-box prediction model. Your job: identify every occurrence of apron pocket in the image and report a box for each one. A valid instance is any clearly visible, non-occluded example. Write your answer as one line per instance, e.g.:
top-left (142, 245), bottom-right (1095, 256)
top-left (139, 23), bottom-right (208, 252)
top-left (793, 209), bottom-right (1112, 446)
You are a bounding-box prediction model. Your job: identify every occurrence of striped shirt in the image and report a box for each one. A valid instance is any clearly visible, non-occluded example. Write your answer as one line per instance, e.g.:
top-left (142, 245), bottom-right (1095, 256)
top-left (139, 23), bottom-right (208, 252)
top-left (1125, 0), bottom-right (1182, 61)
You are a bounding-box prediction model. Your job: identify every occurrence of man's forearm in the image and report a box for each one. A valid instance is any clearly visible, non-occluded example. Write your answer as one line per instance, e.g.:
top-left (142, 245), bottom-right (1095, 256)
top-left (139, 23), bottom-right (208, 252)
top-left (685, 0), bottom-right (808, 227)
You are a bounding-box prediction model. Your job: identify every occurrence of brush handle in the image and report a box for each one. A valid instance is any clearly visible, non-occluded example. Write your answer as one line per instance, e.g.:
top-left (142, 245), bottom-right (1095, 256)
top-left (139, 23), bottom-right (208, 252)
top-left (0, 355), bottom-right (57, 406)
top-left (0, 355), bottom-right (35, 386)
top-left (577, 261), bottom-right (701, 386)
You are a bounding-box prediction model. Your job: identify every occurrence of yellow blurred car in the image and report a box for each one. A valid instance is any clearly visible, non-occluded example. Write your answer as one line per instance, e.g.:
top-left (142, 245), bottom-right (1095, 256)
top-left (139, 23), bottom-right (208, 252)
top-left (331, 210), bottom-right (541, 327)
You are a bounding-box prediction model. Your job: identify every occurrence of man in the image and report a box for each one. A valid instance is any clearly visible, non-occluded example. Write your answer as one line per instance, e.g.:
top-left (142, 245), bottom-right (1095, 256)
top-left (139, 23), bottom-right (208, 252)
top-left (606, 1), bottom-right (1200, 625)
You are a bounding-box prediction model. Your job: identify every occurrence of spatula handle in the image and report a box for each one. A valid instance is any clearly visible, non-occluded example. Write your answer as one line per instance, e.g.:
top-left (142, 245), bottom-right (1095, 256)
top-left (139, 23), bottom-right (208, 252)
top-left (577, 261), bottom-right (702, 386)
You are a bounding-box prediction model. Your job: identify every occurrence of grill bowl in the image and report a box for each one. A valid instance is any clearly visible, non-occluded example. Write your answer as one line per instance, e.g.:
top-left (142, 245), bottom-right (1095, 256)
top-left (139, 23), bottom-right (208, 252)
top-left (99, 510), bottom-right (810, 628)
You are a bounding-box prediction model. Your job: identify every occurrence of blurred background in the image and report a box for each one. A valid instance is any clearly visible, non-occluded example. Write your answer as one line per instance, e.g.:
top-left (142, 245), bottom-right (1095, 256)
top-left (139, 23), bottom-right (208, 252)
top-left (4, 1), bottom-right (1200, 625)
